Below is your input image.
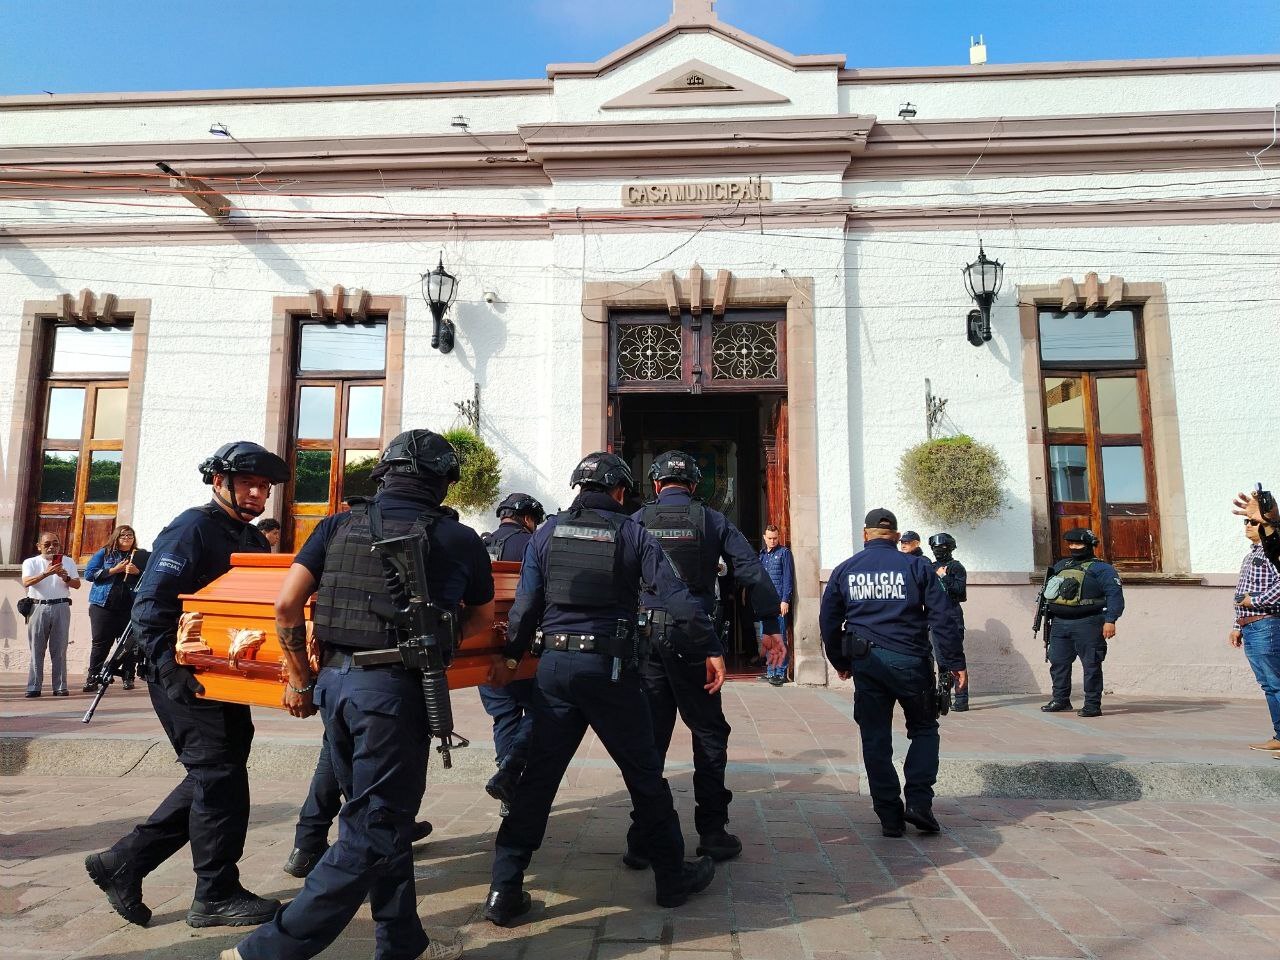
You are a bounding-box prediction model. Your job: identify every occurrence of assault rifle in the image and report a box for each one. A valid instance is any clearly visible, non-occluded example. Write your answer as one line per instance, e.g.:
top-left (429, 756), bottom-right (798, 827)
top-left (368, 532), bottom-right (468, 769)
top-left (1032, 565), bottom-right (1055, 663)
top-left (82, 623), bottom-right (141, 724)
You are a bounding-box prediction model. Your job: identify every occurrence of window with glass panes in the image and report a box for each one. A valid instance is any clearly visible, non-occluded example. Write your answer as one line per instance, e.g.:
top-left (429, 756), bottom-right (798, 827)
top-left (1039, 308), bottom-right (1159, 570)
top-left (34, 324), bottom-right (133, 562)
top-left (286, 319), bottom-right (387, 550)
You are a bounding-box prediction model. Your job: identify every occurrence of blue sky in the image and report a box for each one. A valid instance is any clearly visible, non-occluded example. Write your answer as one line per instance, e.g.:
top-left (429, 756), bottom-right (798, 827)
top-left (1, 0), bottom-right (1276, 95)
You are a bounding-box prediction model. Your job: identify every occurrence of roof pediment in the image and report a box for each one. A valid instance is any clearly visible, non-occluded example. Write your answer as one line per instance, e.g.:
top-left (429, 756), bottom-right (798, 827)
top-left (602, 58), bottom-right (789, 110)
top-left (546, 4), bottom-right (843, 80)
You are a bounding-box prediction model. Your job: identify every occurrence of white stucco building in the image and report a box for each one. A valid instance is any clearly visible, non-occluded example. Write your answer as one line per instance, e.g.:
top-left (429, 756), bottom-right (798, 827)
top-left (2, 0), bottom-right (1277, 693)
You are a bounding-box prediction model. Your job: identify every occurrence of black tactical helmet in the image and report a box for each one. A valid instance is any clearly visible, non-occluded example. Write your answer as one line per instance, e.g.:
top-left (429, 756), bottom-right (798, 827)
top-left (198, 441), bottom-right (290, 485)
top-left (1064, 528), bottom-right (1100, 547)
top-left (648, 449), bottom-right (703, 487)
top-left (378, 429), bottom-right (461, 481)
top-left (496, 492), bottom-right (545, 524)
top-left (929, 532), bottom-right (957, 552)
top-left (570, 452), bottom-right (635, 493)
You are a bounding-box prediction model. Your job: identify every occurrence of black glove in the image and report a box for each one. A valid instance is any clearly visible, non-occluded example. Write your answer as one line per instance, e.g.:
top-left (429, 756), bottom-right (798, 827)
top-left (155, 656), bottom-right (205, 704)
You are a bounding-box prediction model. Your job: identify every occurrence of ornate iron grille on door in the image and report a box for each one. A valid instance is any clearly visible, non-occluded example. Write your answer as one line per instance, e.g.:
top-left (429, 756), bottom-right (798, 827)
top-left (611, 309), bottom-right (785, 393)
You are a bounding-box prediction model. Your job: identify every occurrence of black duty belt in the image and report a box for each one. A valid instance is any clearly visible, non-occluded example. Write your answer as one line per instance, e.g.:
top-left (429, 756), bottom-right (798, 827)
top-left (324, 645), bottom-right (406, 669)
top-left (33, 598), bottom-right (71, 605)
top-left (545, 633), bottom-right (630, 657)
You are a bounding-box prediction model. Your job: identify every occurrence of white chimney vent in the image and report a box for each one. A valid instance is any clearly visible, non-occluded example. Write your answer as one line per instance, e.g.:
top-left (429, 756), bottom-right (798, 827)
top-left (969, 34), bottom-right (988, 66)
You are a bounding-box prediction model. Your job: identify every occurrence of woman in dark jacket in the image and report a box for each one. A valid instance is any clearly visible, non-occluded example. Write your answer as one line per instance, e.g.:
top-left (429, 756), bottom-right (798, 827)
top-left (81, 525), bottom-right (149, 691)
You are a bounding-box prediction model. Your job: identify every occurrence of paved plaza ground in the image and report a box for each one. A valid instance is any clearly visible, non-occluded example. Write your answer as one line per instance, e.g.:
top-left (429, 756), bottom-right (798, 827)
top-left (5, 677), bottom-right (1280, 959)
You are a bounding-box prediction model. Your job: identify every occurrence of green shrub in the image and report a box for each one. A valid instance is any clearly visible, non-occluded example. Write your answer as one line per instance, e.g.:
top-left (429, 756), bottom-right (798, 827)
top-left (442, 428), bottom-right (501, 513)
top-left (897, 435), bottom-right (1008, 527)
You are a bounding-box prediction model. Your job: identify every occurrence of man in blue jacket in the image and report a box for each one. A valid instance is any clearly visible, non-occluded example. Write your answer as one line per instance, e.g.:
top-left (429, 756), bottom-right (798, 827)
top-left (757, 524), bottom-right (794, 685)
top-left (820, 508), bottom-right (966, 838)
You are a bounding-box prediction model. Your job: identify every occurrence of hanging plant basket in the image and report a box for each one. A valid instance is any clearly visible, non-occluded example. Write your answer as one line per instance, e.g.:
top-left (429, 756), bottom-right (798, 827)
top-left (897, 435), bottom-right (1008, 527)
top-left (442, 427), bottom-right (501, 513)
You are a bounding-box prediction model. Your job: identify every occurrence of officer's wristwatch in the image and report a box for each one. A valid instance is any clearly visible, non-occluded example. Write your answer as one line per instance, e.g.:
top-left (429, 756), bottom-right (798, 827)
top-left (503, 656), bottom-right (520, 671)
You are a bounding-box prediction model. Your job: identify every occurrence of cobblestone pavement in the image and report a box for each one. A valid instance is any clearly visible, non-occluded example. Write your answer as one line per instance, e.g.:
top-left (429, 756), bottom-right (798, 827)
top-left (8, 771), bottom-right (1280, 960)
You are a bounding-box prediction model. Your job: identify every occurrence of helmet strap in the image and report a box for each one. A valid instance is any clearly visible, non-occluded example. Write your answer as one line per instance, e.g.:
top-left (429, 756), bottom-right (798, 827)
top-left (213, 474), bottom-right (260, 521)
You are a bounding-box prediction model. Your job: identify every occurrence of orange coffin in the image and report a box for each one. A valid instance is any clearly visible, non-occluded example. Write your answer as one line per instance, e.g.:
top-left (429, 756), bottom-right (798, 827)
top-left (175, 552), bottom-right (533, 711)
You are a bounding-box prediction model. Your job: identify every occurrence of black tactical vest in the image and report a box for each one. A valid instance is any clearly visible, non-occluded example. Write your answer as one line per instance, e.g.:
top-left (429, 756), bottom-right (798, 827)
top-left (1044, 558), bottom-right (1106, 615)
top-left (313, 501), bottom-right (443, 649)
top-left (546, 508), bottom-right (626, 607)
top-left (641, 500), bottom-right (713, 592)
top-left (483, 524), bottom-right (524, 562)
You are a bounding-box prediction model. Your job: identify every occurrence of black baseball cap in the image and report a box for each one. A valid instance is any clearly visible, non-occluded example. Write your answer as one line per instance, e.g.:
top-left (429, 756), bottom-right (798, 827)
top-left (864, 508), bottom-right (898, 530)
top-left (900, 530), bottom-right (921, 543)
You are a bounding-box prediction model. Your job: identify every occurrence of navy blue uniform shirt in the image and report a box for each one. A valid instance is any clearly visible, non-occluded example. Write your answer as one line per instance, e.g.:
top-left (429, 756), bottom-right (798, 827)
top-left (132, 502), bottom-right (268, 663)
top-left (296, 494), bottom-right (495, 615)
top-left (1046, 556), bottom-right (1125, 623)
top-left (504, 490), bottom-right (715, 659)
top-left (483, 521), bottom-right (533, 563)
top-left (933, 555), bottom-right (968, 628)
top-left (819, 538), bottom-right (966, 672)
top-left (633, 487), bottom-right (783, 654)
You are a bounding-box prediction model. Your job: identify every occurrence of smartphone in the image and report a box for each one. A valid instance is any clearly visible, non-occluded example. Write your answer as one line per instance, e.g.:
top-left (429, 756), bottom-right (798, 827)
top-left (1256, 482), bottom-right (1277, 518)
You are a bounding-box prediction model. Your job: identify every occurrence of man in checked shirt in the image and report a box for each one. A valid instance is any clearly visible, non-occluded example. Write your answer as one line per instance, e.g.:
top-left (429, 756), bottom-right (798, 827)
top-left (1230, 516), bottom-right (1280, 753)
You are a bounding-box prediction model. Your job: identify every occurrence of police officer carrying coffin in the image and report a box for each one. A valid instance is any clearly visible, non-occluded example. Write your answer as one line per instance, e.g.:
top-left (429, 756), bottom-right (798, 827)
top-left (479, 493), bottom-right (546, 813)
top-left (1040, 528), bottom-right (1125, 718)
top-left (929, 533), bottom-right (969, 711)
top-left (230, 429), bottom-right (495, 960)
top-left (819, 508), bottom-right (966, 837)
top-left (626, 450), bottom-right (784, 866)
top-left (482, 452), bottom-right (741, 925)
top-left (86, 442), bottom-right (289, 929)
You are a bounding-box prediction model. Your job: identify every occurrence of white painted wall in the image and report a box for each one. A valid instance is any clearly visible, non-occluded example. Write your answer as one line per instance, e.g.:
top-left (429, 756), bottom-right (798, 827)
top-left (840, 221), bottom-right (1280, 576)
top-left (839, 69), bottom-right (1279, 120)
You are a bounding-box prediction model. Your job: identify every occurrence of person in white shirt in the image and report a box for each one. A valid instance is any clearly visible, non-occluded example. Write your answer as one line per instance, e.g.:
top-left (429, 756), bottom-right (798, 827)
top-left (21, 532), bottom-right (81, 697)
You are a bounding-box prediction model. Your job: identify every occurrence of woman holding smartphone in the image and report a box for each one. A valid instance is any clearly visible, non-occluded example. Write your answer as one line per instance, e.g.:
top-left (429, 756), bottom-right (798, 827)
top-left (82, 525), bottom-right (150, 692)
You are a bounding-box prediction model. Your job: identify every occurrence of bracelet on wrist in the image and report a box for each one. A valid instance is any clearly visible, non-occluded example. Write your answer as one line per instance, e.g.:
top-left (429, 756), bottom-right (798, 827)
top-left (288, 679), bottom-right (316, 695)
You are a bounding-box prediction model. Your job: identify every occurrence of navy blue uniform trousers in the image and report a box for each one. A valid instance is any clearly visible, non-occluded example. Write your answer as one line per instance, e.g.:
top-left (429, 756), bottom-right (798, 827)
top-left (492, 651), bottom-right (687, 895)
top-left (239, 656), bottom-right (430, 960)
top-left (634, 647), bottom-right (731, 840)
top-left (293, 734), bottom-right (342, 852)
top-left (478, 677), bottom-right (537, 762)
top-left (1048, 613), bottom-right (1108, 708)
top-left (108, 684), bottom-right (253, 901)
top-left (851, 646), bottom-right (940, 824)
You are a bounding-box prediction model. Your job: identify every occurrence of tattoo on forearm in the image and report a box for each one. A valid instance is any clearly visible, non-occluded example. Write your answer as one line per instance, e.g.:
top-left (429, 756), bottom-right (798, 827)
top-left (278, 624), bottom-right (308, 653)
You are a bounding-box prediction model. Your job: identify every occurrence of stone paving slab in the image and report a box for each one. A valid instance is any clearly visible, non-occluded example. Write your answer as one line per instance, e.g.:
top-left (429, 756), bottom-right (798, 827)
top-left (5, 774), bottom-right (1280, 960)
top-left (5, 676), bottom-right (1280, 800)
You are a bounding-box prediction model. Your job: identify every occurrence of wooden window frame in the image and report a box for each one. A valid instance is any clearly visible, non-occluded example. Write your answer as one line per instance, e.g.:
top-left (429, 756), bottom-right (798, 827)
top-left (263, 295), bottom-right (406, 553)
top-left (1020, 281), bottom-right (1190, 575)
top-left (5, 299), bottom-right (149, 566)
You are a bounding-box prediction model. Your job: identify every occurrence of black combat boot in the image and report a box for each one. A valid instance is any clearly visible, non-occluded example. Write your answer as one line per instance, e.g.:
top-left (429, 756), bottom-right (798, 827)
top-left (483, 888), bottom-right (532, 926)
top-left (1041, 699), bottom-right (1073, 712)
top-left (904, 807), bottom-right (941, 834)
top-left (409, 820), bottom-right (434, 843)
top-left (186, 888), bottom-right (280, 928)
top-left (1077, 704), bottom-right (1102, 718)
top-left (85, 851), bottom-right (152, 927)
top-left (283, 845), bottom-right (327, 878)
top-left (695, 830), bottom-right (742, 861)
top-left (485, 756), bottom-right (526, 806)
top-left (656, 856), bottom-right (716, 908)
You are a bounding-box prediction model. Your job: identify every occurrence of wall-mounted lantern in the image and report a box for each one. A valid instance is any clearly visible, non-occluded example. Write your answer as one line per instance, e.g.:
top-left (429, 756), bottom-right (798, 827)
top-left (422, 255), bottom-right (459, 354)
top-left (962, 242), bottom-right (1003, 346)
